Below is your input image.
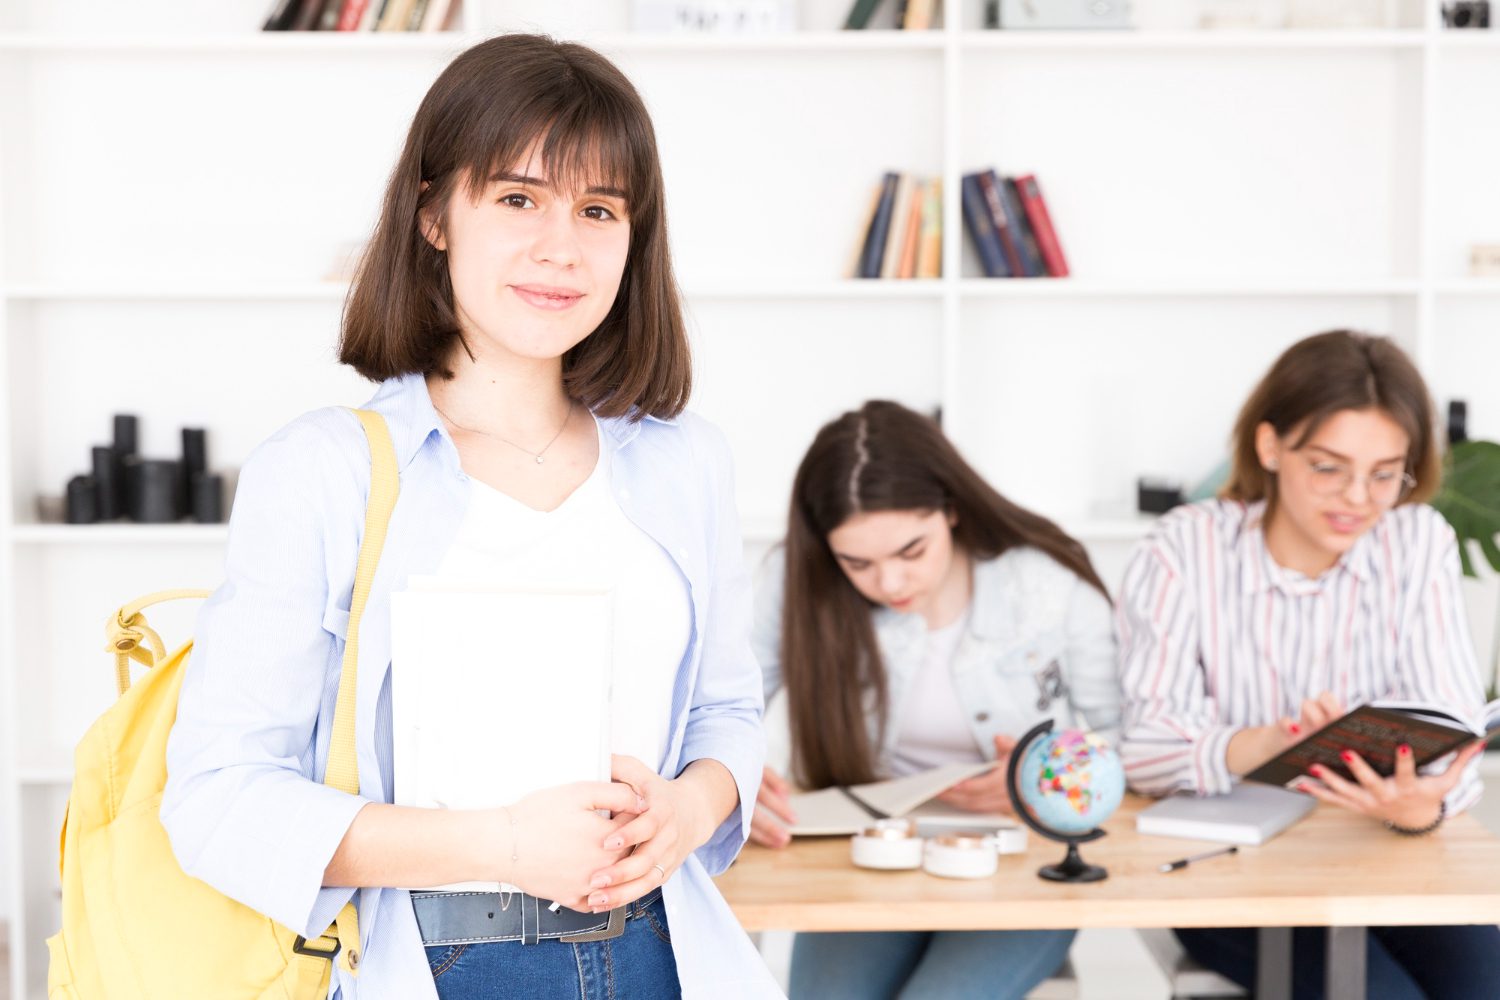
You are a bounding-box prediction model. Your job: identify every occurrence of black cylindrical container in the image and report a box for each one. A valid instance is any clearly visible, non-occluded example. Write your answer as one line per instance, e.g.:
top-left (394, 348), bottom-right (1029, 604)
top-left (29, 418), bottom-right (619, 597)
top-left (113, 414), bottom-right (139, 457)
top-left (181, 428), bottom-right (208, 512)
top-left (66, 474), bottom-right (100, 524)
top-left (128, 460), bottom-right (182, 523)
top-left (91, 445), bottom-right (122, 520)
top-left (191, 472), bottom-right (224, 523)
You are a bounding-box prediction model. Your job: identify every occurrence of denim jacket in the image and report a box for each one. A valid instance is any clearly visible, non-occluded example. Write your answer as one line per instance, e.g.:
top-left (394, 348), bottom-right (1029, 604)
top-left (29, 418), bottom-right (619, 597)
top-left (755, 546), bottom-right (1121, 775)
top-left (161, 373), bottom-right (779, 999)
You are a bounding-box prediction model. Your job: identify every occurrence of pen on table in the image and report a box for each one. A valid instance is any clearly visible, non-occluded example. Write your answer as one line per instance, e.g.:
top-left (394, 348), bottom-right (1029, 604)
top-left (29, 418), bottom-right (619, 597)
top-left (1158, 845), bottom-right (1238, 874)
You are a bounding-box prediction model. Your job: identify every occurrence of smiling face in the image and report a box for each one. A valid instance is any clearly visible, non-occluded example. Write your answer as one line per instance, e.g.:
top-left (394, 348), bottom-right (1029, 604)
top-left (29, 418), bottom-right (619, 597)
top-left (1257, 407), bottom-right (1412, 575)
top-left (424, 144), bottom-right (631, 367)
top-left (825, 508), bottom-right (965, 622)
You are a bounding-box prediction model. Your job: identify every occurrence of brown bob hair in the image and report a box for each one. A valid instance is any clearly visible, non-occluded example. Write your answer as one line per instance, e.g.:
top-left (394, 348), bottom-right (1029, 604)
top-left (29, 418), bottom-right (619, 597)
top-left (780, 400), bottom-right (1109, 790)
top-left (340, 34), bottom-right (690, 420)
top-left (1222, 330), bottom-right (1441, 509)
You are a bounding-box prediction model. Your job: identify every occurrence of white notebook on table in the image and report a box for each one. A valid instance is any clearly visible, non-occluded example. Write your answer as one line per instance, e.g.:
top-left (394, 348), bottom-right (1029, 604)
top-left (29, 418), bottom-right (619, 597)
top-left (390, 579), bottom-right (613, 891)
top-left (1136, 782), bottom-right (1315, 846)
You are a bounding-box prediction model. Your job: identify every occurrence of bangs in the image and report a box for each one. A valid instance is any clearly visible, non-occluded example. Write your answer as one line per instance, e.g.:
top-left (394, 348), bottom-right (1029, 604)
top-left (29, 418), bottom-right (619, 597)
top-left (455, 79), bottom-right (650, 215)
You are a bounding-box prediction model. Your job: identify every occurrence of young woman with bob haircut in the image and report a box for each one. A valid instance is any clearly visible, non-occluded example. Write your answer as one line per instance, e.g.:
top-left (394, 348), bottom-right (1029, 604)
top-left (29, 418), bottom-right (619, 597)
top-left (1117, 330), bottom-right (1499, 998)
top-left (161, 34), bottom-right (776, 999)
top-left (750, 400), bottom-right (1121, 999)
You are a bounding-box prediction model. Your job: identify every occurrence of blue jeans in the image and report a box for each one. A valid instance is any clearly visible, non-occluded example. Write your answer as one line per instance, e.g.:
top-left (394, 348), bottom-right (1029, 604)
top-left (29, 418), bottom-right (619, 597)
top-left (789, 928), bottom-right (1075, 1000)
top-left (1175, 924), bottom-right (1500, 1000)
top-left (425, 889), bottom-right (681, 999)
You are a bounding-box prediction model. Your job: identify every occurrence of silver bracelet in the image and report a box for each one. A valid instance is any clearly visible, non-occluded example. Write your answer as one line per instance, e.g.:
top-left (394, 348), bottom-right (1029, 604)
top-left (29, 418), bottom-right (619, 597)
top-left (1384, 800), bottom-right (1446, 837)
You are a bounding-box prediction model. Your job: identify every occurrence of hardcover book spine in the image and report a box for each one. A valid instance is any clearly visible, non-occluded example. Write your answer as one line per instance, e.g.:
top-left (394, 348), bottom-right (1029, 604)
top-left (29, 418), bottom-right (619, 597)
top-left (318, 0), bottom-right (346, 30)
top-left (844, 0), bottom-right (886, 29)
top-left (916, 179), bottom-right (942, 279)
top-left (880, 174), bottom-right (915, 279)
top-left (978, 170), bottom-right (1023, 278)
top-left (859, 172), bottom-right (901, 279)
top-left (961, 172), bottom-right (1009, 278)
top-left (1015, 173), bottom-right (1069, 277)
top-left (290, 0), bottom-right (326, 31)
top-left (1000, 176), bottom-right (1046, 277)
top-left (897, 179), bottom-right (925, 279)
top-left (337, 0), bottom-right (369, 30)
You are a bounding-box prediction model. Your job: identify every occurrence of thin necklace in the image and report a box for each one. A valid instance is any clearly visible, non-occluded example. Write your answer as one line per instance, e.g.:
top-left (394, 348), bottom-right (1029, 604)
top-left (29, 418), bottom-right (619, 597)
top-left (432, 399), bottom-right (574, 465)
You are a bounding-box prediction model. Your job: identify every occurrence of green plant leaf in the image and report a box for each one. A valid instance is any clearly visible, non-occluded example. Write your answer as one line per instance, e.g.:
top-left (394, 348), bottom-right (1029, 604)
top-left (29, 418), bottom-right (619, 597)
top-left (1430, 440), bottom-right (1500, 578)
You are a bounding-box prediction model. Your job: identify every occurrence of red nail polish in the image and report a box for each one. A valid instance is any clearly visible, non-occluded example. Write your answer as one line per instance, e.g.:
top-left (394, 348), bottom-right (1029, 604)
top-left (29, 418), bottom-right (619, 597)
top-left (1289, 723), bottom-right (1301, 735)
top-left (1310, 764), bottom-right (1323, 775)
top-left (1398, 744), bottom-right (1411, 756)
top-left (1340, 750), bottom-right (1355, 763)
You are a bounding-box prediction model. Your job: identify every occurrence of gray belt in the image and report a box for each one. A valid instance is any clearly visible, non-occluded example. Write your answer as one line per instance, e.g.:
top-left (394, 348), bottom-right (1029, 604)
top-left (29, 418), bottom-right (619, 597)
top-left (412, 889), bottom-right (644, 946)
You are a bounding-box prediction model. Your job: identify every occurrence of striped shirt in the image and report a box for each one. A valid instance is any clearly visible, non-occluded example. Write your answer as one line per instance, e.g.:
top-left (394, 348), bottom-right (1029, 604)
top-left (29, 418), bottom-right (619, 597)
top-left (1117, 498), bottom-right (1484, 813)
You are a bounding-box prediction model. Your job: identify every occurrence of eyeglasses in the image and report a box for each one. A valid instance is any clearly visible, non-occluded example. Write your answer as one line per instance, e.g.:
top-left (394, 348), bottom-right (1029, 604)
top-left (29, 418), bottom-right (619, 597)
top-left (1296, 453), bottom-right (1416, 505)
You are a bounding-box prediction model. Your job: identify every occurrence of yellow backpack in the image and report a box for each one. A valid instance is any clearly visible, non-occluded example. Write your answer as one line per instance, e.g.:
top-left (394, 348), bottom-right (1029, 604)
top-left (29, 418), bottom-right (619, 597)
top-left (46, 409), bottom-right (397, 999)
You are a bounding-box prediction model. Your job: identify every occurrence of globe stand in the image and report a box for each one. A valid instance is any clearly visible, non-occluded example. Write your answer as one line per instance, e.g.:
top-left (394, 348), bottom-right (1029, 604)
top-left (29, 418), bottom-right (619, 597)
top-left (1038, 841), bottom-right (1107, 884)
top-left (1006, 719), bottom-right (1112, 884)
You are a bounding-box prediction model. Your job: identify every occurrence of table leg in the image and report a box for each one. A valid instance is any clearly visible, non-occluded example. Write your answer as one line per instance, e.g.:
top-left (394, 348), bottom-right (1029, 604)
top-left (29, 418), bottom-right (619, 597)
top-left (1255, 926), bottom-right (1292, 1000)
top-left (1324, 926), bottom-right (1367, 1000)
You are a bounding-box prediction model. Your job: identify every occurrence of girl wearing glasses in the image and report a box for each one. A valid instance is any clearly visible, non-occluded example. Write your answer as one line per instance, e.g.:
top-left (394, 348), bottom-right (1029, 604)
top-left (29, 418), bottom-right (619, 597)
top-left (750, 400), bottom-right (1120, 1000)
top-left (1117, 330), bottom-right (1498, 997)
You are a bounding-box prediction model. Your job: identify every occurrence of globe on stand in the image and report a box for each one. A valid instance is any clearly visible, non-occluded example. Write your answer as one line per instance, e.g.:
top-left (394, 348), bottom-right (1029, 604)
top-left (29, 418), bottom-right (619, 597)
top-left (1004, 719), bottom-right (1126, 883)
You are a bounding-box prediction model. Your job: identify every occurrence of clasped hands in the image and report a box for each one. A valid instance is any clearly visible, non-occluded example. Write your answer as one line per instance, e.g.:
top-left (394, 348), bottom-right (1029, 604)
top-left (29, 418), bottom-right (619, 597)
top-left (502, 754), bottom-right (717, 914)
top-left (749, 733), bottom-right (1020, 849)
top-left (1228, 690), bottom-right (1485, 829)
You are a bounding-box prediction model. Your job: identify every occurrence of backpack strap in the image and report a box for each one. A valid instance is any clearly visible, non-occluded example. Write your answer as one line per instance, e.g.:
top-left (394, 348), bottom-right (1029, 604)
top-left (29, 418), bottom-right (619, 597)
top-left (315, 407), bottom-right (399, 978)
top-left (322, 408), bottom-right (399, 798)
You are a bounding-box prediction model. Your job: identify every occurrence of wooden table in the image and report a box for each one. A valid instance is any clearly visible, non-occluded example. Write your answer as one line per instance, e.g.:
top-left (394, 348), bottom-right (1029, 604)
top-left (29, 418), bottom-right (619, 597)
top-left (714, 796), bottom-right (1500, 999)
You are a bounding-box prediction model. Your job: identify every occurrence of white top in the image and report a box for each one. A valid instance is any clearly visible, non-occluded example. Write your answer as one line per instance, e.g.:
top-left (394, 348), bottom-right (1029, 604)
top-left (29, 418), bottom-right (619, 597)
top-left (430, 418), bottom-right (692, 771)
top-left (888, 611), bottom-right (984, 777)
top-left (1117, 498), bottom-right (1485, 812)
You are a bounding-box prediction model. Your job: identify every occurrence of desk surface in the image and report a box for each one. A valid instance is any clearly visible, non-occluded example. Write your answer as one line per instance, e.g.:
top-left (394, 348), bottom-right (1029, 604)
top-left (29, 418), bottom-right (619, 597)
top-left (714, 796), bottom-right (1500, 932)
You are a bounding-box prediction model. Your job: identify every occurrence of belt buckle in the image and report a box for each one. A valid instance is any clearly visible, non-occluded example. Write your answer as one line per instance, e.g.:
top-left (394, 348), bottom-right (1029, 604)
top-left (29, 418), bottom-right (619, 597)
top-left (558, 906), bottom-right (625, 943)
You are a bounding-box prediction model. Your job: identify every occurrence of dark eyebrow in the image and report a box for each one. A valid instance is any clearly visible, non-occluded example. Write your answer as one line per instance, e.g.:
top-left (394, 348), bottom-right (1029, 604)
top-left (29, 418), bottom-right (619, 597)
top-left (1305, 445), bottom-right (1406, 465)
top-left (833, 535), bottom-right (927, 563)
top-left (490, 172), bottom-right (627, 199)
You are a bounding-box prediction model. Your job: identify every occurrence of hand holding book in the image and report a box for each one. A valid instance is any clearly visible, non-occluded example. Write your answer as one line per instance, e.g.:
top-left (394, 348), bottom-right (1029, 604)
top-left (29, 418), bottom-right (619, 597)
top-left (1295, 739), bottom-right (1485, 831)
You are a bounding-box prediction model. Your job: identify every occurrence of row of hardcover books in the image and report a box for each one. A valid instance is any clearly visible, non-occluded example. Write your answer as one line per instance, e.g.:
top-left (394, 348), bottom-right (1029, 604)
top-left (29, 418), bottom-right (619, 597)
top-left (262, 0), bottom-right (460, 31)
top-left (961, 169), bottom-right (1069, 278)
top-left (845, 0), bottom-right (940, 29)
top-left (851, 174), bottom-right (943, 280)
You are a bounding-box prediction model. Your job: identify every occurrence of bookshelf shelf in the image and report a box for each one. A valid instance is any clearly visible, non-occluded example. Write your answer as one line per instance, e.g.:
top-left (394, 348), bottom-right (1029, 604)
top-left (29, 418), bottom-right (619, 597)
top-left (1433, 279), bottom-right (1500, 296)
top-left (10, 524), bottom-right (231, 545)
top-left (0, 30), bottom-right (948, 55)
top-left (958, 28), bottom-right (1428, 50)
top-left (956, 279), bottom-right (1423, 298)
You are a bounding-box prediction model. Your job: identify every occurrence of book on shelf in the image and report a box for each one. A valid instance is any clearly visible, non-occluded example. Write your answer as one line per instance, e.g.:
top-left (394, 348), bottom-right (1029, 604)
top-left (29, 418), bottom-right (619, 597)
top-left (1015, 173), bottom-right (1070, 277)
top-left (977, 170), bottom-right (1024, 277)
top-left (961, 171), bottom-right (1010, 277)
top-left (262, 0), bottom-right (459, 31)
top-left (880, 174), bottom-right (916, 279)
top-left (1245, 699), bottom-right (1500, 790)
top-left (999, 176), bottom-right (1045, 277)
top-left (853, 171), bottom-right (944, 279)
top-left (1136, 783), bottom-right (1315, 846)
top-left (844, 0), bottom-right (941, 29)
top-left (916, 179), bottom-right (943, 279)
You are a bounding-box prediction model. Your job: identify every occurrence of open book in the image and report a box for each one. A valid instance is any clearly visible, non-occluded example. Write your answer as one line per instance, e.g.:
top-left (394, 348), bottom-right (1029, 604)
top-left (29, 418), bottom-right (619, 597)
top-left (786, 761), bottom-right (1007, 836)
top-left (1245, 698), bottom-right (1500, 790)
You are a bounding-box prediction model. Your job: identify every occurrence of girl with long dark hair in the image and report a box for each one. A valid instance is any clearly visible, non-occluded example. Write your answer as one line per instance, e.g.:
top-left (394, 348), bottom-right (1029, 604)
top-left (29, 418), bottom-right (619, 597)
top-left (751, 400), bottom-right (1120, 999)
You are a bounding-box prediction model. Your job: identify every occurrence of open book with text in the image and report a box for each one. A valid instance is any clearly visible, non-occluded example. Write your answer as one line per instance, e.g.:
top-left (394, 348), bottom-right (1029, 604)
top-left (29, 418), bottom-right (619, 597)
top-left (786, 760), bottom-right (1003, 836)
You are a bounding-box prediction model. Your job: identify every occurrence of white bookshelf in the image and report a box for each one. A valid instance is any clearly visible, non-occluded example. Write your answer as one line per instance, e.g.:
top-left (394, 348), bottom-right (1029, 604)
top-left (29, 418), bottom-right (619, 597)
top-left (5, 0), bottom-right (1500, 996)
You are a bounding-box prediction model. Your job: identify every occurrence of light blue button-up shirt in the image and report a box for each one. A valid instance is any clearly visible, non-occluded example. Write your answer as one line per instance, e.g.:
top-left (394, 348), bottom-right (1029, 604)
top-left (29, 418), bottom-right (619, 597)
top-left (161, 373), bottom-right (779, 999)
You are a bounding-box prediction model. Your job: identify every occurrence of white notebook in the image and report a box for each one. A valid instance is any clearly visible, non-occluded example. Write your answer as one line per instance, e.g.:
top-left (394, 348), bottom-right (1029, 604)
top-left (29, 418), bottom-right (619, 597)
top-left (1136, 783), bottom-right (1316, 846)
top-left (390, 580), bottom-right (613, 891)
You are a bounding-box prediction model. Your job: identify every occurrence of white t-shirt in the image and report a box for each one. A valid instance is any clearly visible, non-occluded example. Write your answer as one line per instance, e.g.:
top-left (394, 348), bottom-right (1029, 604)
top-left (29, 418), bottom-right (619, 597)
top-left (887, 610), bottom-right (984, 777)
top-left (428, 418), bottom-right (691, 771)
